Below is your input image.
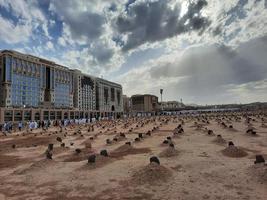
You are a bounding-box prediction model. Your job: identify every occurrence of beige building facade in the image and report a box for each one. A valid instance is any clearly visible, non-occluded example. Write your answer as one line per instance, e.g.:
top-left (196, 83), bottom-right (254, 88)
top-left (95, 78), bottom-right (123, 113)
top-left (131, 94), bottom-right (159, 113)
top-left (0, 50), bottom-right (123, 123)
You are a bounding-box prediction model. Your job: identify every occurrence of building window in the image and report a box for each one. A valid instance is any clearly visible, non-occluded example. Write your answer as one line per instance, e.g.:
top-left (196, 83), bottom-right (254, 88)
top-left (3, 55), bottom-right (12, 82)
top-left (111, 88), bottom-right (115, 102)
top-left (104, 87), bottom-right (109, 104)
top-left (117, 91), bottom-right (121, 106)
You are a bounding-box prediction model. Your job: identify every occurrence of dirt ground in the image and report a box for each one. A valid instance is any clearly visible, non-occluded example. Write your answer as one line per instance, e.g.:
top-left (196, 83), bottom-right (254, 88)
top-left (0, 112), bottom-right (266, 200)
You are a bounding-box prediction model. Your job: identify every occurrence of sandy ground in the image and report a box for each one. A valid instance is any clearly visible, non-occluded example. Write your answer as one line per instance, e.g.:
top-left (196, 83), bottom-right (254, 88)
top-left (0, 112), bottom-right (266, 200)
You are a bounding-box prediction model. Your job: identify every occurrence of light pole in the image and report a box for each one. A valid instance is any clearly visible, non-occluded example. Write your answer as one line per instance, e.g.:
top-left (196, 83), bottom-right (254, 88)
top-left (160, 89), bottom-right (163, 113)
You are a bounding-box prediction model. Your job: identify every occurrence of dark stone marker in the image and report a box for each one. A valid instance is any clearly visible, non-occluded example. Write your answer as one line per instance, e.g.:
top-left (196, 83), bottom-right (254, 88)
top-left (208, 130), bottom-right (213, 135)
top-left (56, 137), bottom-right (62, 142)
top-left (61, 143), bottom-right (65, 147)
top-left (106, 139), bottom-right (111, 144)
top-left (254, 155), bottom-right (265, 164)
top-left (228, 141), bottom-right (234, 146)
top-left (46, 150), bottom-right (52, 159)
top-left (167, 136), bottom-right (172, 140)
top-left (12, 144), bottom-right (16, 149)
top-left (138, 133), bottom-right (143, 138)
top-left (163, 140), bottom-right (169, 144)
top-left (150, 156), bottom-right (160, 165)
top-left (90, 137), bottom-right (94, 140)
top-left (169, 143), bottom-right (175, 148)
top-left (88, 154), bottom-right (96, 163)
top-left (100, 149), bottom-right (108, 157)
top-left (48, 144), bottom-right (54, 151)
top-left (125, 142), bottom-right (131, 146)
top-left (246, 129), bottom-right (252, 133)
top-left (75, 148), bottom-right (81, 154)
top-left (113, 137), bottom-right (118, 142)
top-left (178, 128), bottom-right (184, 133)
top-left (135, 137), bottom-right (140, 142)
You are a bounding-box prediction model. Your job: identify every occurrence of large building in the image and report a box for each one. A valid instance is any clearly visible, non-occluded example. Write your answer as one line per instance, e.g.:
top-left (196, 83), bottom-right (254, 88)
top-left (72, 69), bottom-right (96, 111)
top-left (95, 78), bottom-right (123, 113)
top-left (131, 94), bottom-right (159, 114)
top-left (0, 50), bottom-right (123, 123)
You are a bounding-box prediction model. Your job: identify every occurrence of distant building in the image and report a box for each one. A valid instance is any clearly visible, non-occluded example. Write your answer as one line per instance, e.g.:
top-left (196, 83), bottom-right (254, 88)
top-left (95, 77), bottom-right (123, 113)
top-left (131, 94), bottom-right (158, 114)
top-left (160, 101), bottom-right (185, 111)
top-left (122, 95), bottom-right (131, 113)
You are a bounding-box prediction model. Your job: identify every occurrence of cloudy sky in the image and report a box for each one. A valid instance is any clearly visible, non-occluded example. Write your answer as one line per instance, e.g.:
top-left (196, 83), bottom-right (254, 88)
top-left (0, 0), bottom-right (267, 105)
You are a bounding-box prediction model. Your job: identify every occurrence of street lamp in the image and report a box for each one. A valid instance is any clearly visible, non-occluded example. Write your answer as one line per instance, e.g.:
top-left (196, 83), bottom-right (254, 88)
top-left (160, 89), bottom-right (163, 112)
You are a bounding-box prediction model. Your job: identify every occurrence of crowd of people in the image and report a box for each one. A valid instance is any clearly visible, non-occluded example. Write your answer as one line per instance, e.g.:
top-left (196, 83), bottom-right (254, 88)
top-left (0, 116), bottom-right (115, 134)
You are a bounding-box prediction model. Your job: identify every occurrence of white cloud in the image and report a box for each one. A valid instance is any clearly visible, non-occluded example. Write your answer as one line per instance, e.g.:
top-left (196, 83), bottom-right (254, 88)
top-left (46, 41), bottom-right (54, 50)
top-left (115, 35), bottom-right (267, 104)
top-left (0, 15), bottom-right (31, 43)
top-left (58, 37), bottom-right (66, 47)
top-left (0, 0), bottom-right (50, 43)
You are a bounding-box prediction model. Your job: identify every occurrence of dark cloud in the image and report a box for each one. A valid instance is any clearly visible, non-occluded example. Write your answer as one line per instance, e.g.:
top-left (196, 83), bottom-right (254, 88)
top-left (212, 25), bottom-right (222, 36)
top-left (125, 0), bottom-right (137, 12)
top-left (148, 35), bottom-right (267, 102)
top-left (89, 43), bottom-right (115, 64)
top-left (50, 0), bottom-right (105, 41)
top-left (115, 0), bottom-right (210, 51)
top-left (49, 0), bottom-right (117, 65)
top-left (109, 3), bottom-right (117, 12)
top-left (225, 0), bottom-right (248, 26)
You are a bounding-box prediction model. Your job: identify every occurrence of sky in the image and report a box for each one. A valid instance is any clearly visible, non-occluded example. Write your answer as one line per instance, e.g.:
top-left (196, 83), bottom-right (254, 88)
top-left (0, 0), bottom-right (267, 105)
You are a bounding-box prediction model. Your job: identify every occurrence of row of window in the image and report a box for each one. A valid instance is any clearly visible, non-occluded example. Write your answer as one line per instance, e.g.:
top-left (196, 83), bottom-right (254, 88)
top-left (54, 83), bottom-right (70, 107)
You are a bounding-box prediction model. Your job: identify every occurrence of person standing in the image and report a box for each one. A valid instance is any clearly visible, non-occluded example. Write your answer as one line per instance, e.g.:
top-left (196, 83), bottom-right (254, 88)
top-left (18, 121), bottom-right (23, 131)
